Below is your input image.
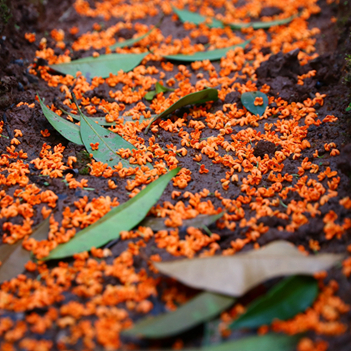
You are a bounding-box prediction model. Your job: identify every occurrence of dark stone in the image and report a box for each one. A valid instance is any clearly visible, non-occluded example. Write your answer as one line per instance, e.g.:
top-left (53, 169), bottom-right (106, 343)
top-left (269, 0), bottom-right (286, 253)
top-left (254, 140), bottom-right (276, 158)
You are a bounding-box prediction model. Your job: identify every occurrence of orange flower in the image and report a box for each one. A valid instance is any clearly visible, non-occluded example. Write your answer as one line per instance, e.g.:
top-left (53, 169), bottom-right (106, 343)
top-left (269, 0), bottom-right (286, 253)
top-left (24, 33), bottom-right (36, 43)
top-left (108, 180), bottom-right (118, 189)
top-left (199, 164), bottom-right (209, 174)
top-left (254, 97), bottom-right (264, 106)
top-left (41, 129), bottom-right (51, 137)
top-left (90, 142), bottom-right (99, 151)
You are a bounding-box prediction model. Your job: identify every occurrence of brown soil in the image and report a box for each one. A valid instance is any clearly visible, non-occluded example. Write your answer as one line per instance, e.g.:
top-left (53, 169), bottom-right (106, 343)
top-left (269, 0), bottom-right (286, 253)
top-left (0, 0), bottom-right (351, 350)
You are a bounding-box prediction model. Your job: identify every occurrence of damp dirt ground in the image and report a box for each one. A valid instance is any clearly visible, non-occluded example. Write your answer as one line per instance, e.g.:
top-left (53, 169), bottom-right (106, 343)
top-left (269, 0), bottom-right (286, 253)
top-left (0, 0), bottom-right (351, 350)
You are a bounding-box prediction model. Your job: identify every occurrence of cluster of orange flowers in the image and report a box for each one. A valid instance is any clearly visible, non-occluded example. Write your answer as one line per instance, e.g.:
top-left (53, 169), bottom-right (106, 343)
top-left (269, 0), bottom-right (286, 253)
top-left (1, 0), bottom-right (350, 349)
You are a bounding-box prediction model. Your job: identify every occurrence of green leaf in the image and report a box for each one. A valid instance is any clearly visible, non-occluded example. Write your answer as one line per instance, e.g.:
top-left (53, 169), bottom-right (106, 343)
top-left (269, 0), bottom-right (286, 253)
top-left (182, 334), bottom-right (301, 351)
top-left (123, 292), bottom-right (234, 338)
top-left (44, 168), bottom-right (180, 260)
top-left (144, 82), bottom-right (175, 101)
top-left (154, 241), bottom-right (342, 297)
top-left (73, 95), bottom-right (140, 168)
top-left (172, 7), bottom-right (298, 31)
top-left (58, 106), bottom-right (114, 126)
top-left (110, 17), bottom-right (163, 51)
top-left (173, 7), bottom-right (223, 28)
top-left (227, 14), bottom-right (298, 30)
top-left (140, 212), bottom-right (223, 231)
top-left (50, 52), bottom-right (148, 79)
top-left (110, 29), bottom-right (154, 51)
top-left (144, 91), bottom-right (157, 101)
top-left (155, 82), bottom-right (175, 94)
top-left (38, 95), bottom-right (83, 145)
top-left (230, 276), bottom-right (318, 329)
top-left (0, 218), bottom-right (50, 283)
top-left (241, 91), bottom-right (268, 116)
top-left (62, 107), bottom-right (150, 126)
top-left (144, 88), bottom-right (218, 134)
top-left (163, 40), bottom-right (250, 62)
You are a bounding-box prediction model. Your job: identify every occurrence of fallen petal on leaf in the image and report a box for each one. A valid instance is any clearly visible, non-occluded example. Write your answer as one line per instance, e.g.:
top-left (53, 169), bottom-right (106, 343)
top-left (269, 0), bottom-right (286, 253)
top-left (38, 95), bottom-right (83, 145)
top-left (241, 91), bottom-right (268, 116)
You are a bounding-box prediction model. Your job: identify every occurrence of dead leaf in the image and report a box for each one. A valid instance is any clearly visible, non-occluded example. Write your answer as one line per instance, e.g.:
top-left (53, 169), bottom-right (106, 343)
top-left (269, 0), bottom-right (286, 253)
top-left (0, 218), bottom-right (49, 283)
top-left (154, 241), bottom-right (343, 296)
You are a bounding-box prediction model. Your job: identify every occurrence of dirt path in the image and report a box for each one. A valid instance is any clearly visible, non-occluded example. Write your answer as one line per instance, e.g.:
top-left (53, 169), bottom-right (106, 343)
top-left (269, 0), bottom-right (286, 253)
top-left (0, 0), bottom-right (351, 350)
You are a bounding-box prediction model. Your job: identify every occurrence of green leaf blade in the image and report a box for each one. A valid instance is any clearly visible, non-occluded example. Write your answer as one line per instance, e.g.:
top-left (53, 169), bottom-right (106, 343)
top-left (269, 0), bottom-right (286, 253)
top-left (145, 88), bottom-right (218, 133)
top-left (198, 334), bottom-right (301, 351)
top-left (163, 41), bottom-right (250, 62)
top-left (38, 95), bottom-right (83, 145)
top-left (79, 111), bottom-right (137, 168)
top-left (173, 7), bottom-right (223, 29)
top-left (228, 14), bottom-right (298, 30)
top-left (241, 91), bottom-right (268, 116)
top-left (65, 112), bottom-right (114, 127)
top-left (0, 219), bottom-right (50, 283)
top-left (144, 91), bottom-right (157, 101)
top-left (123, 292), bottom-right (234, 338)
top-left (145, 82), bottom-right (175, 101)
top-left (50, 52), bottom-right (148, 79)
top-left (44, 168), bottom-right (180, 260)
top-left (155, 82), bottom-right (174, 94)
top-left (110, 29), bottom-right (154, 51)
top-left (230, 276), bottom-right (318, 329)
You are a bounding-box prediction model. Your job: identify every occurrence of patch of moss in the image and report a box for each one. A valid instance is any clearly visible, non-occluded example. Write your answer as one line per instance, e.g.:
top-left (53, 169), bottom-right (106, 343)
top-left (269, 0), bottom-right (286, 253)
top-left (76, 150), bottom-right (92, 175)
top-left (345, 53), bottom-right (351, 85)
top-left (0, 0), bottom-right (11, 28)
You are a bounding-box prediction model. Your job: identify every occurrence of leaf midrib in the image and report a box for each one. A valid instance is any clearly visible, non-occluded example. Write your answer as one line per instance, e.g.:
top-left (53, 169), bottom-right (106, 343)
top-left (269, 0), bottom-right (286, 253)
top-left (81, 112), bottom-right (121, 157)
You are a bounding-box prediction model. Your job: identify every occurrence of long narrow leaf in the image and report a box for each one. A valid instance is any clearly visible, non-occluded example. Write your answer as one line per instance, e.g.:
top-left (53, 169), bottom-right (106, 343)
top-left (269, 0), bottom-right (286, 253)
top-left (227, 14), bottom-right (298, 30)
top-left (144, 88), bottom-right (218, 134)
top-left (73, 94), bottom-right (141, 168)
top-left (64, 108), bottom-right (151, 126)
top-left (44, 168), bottom-right (180, 260)
top-left (123, 292), bottom-right (234, 338)
top-left (38, 95), bottom-right (83, 145)
top-left (154, 241), bottom-right (342, 297)
top-left (110, 18), bottom-right (163, 50)
top-left (0, 218), bottom-right (49, 283)
top-left (58, 106), bottom-right (114, 126)
top-left (182, 334), bottom-right (301, 351)
top-left (173, 7), bottom-right (297, 31)
top-left (173, 7), bottom-right (223, 28)
top-left (145, 82), bottom-right (175, 101)
top-left (140, 213), bottom-right (223, 231)
top-left (230, 276), bottom-right (318, 329)
top-left (50, 52), bottom-right (148, 79)
top-left (163, 40), bottom-right (250, 62)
